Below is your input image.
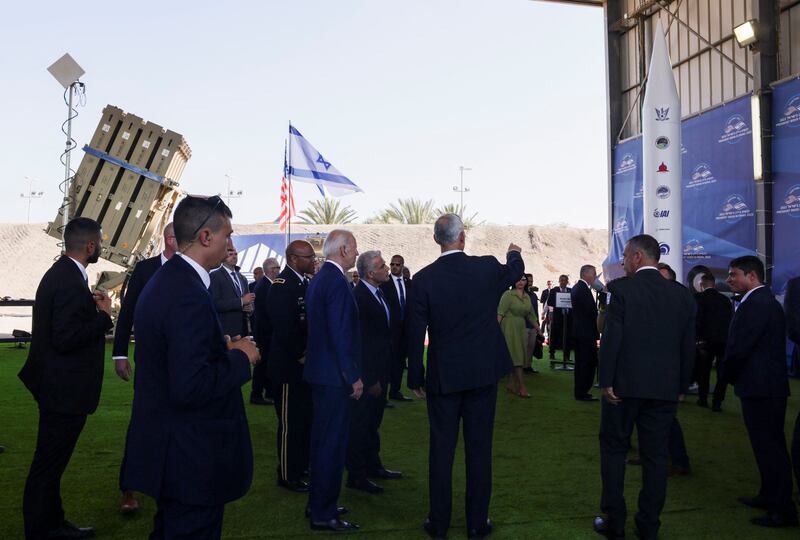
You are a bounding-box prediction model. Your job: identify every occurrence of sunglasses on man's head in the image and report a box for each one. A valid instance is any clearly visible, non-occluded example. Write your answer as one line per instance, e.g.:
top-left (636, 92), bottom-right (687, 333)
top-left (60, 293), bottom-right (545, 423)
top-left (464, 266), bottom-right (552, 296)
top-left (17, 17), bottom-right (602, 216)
top-left (189, 195), bottom-right (225, 240)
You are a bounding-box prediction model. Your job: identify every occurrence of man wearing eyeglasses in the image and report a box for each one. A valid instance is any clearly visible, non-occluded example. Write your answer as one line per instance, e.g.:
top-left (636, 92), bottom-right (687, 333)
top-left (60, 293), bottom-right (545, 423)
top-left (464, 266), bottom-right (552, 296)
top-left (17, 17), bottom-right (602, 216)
top-left (381, 254), bottom-right (413, 403)
top-left (210, 246), bottom-right (253, 339)
top-left (121, 196), bottom-right (260, 539)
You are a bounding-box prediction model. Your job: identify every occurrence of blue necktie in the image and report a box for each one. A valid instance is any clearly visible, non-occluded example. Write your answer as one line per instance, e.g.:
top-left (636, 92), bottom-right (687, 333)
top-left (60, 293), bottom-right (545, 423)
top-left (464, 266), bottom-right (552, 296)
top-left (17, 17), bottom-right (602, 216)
top-left (376, 288), bottom-right (390, 325)
top-left (231, 271), bottom-right (242, 296)
top-left (396, 278), bottom-right (406, 320)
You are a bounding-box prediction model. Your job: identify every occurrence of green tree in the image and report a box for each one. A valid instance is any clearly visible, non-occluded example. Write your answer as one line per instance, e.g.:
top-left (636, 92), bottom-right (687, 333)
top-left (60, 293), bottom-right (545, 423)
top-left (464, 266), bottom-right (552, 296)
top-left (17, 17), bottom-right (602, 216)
top-left (382, 198), bottom-right (437, 224)
top-left (297, 198), bottom-right (357, 224)
top-left (435, 203), bottom-right (484, 229)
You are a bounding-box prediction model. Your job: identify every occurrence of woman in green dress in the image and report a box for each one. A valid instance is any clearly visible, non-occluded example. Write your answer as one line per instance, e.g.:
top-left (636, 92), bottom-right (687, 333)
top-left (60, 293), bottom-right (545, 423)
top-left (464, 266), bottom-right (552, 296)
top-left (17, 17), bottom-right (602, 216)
top-left (497, 276), bottom-right (540, 398)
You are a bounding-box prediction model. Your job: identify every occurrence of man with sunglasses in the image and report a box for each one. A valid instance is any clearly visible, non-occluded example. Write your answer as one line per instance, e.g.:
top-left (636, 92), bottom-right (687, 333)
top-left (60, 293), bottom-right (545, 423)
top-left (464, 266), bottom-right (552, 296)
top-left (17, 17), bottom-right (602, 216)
top-left (381, 254), bottom-right (413, 403)
top-left (121, 195), bottom-right (260, 539)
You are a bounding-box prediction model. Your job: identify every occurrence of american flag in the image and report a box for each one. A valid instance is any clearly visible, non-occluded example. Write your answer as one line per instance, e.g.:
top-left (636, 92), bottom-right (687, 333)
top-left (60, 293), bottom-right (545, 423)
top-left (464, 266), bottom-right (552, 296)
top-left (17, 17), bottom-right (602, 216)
top-left (278, 150), bottom-right (295, 231)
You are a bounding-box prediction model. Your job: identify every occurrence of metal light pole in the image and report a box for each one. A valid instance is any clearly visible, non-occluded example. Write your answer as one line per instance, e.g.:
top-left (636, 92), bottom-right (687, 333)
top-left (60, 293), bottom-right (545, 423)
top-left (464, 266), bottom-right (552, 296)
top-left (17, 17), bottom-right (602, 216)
top-left (20, 177), bottom-right (44, 224)
top-left (452, 165), bottom-right (472, 217)
top-left (221, 174), bottom-right (244, 207)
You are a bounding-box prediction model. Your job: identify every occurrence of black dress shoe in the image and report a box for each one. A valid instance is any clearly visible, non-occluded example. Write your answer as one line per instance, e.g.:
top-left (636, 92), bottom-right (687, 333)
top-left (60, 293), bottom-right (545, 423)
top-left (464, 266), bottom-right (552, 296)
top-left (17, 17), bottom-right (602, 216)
top-left (593, 516), bottom-right (624, 539)
top-left (277, 478), bottom-right (310, 492)
top-left (423, 518), bottom-right (447, 539)
top-left (249, 394), bottom-right (273, 405)
top-left (305, 505), bottom-right (348, 518)
top-left (737, 495), bottom-right (769, 509)
top-left (711, 403), bottom-right (722, 412)
top-left (368, 467), bottom-right (403, 479)
top-left (576, 395), bottom-right (599, 401)
top-left (48, 520), bottom-right (95, 539)
top-left (390, 392), bottom-right (413, 402)
top-left (346, 477), bottom-right (383, 493)
top-left (696, 398), bottom-right (709, 408)
top-left (384, 400), bottom-right (396, 409)
top-left (310, 518), bottom-right (360, 532)
top-left (468, 518), bottom-right (493, 538)
top-left (750, 512), bottom-right (799, 528)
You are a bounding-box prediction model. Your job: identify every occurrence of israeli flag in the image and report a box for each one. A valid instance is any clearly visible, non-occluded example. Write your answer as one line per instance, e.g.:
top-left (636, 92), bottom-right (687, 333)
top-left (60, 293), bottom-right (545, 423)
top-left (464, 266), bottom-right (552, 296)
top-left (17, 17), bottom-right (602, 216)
top-left (288, 125), bottom-right (363, 197)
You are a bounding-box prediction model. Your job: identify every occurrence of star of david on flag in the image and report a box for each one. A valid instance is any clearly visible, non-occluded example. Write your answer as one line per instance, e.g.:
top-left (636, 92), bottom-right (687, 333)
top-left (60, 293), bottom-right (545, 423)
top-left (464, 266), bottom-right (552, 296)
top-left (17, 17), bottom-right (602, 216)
top-left (288, 124), bottom-right (363, 197)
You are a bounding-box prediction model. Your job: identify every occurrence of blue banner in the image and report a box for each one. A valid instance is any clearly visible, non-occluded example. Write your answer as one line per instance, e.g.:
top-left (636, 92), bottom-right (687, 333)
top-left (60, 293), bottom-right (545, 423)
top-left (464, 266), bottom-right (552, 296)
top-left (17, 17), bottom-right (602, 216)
top-left (772, 77), bottom-right (800, 295)
top-left (603, 137), bottom-right (643, 281)
top-left (232, 234), bottom-right (316, 280)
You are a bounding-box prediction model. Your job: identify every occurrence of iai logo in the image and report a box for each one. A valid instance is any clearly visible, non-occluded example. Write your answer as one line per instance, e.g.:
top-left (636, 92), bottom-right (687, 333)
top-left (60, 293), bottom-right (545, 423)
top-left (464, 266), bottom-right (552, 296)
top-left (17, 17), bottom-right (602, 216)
top-left (656, 185), bottom-right (670, 199)
top-left (683, 239), bottom-right (710, 260)
top-left (652, 209), bottom-right (670, 218)
top-left (613, 217), bottom-right (629, 236)
top-left (718, 114), bottom-right (751, 144)
top-left (776, 94), bottom-right (800, 128)
top-left (687, 162), bottom-right (716, 189)
top-left (716, 194), bottom-right (754, 224)
top-left (634, 182), bottom-right (643, 200)
top-left (776, 183), bottom-right (800, 218)
top-left (659, 243), bottom-right (670, 256)
top-left (616, 153), bottom-right (636, 174)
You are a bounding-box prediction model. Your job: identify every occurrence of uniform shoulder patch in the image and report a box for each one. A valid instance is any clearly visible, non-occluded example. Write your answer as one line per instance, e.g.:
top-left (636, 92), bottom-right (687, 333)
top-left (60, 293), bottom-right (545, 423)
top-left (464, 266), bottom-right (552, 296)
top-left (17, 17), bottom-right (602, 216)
top-left (273, 278), bottom-right (286, 284)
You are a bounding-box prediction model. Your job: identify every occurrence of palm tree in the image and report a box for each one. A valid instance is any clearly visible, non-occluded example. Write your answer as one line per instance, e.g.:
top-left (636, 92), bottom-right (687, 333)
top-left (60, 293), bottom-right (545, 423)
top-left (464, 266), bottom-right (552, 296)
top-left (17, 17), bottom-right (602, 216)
top-left (297, 198), bottom-right (357, 224)
top-left (435, 203), bottom-right (484, 229)
top-left (382, 198), bottom-right (437, 224)
top-left (363, 209), bottom-right (398, 224)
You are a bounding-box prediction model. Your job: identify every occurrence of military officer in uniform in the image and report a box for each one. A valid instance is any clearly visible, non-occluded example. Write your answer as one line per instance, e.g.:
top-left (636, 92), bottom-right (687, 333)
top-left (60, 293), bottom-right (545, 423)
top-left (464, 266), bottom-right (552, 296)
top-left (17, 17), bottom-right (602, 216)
top-left (267, 240), bottom-right (316, 493)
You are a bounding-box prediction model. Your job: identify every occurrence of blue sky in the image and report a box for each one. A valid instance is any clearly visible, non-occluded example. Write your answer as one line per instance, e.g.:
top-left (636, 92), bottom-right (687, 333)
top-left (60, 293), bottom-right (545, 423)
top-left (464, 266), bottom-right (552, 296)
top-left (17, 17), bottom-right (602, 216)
top-left (0, 0), bottom-right (608, 227)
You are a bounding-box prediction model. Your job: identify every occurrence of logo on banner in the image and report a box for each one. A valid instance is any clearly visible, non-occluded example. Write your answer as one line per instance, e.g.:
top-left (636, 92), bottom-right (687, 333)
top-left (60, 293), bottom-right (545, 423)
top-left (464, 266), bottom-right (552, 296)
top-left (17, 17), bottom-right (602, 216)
top-left (776, 184), bottom-right (800, 218)
top-left (687, 163), bottom-right (716, 189)
top-left (683, 239), bottom-right (710, 260)
top-left (716, 194), bottom-right (754, 224)
top-left (657, 162), bottom-right (670, 173)
top-left (655, 136), bottom-right (670, 149)
top-left (656, 185), bottom-right (671, 199)
top-left (613, 216), bottom-right (629, 235)
top-left (718, 114), bottom-right (751, 144)
top-left (616, 153), bottom-right (636, 174)
top-left (655, 107), bottom-right (670, 121)
top-left (652, 209), bottom-right (670, 218)
top-left (776, 94), bottom-right (800, 128)
top-left (659, 243), bottom-right (670, 256)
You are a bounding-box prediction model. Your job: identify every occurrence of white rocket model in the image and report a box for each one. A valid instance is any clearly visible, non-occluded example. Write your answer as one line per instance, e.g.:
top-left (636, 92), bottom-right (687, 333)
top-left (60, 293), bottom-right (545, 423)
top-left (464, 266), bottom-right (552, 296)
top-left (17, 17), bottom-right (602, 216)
top-left (642, 20), bottom-right (682, 276)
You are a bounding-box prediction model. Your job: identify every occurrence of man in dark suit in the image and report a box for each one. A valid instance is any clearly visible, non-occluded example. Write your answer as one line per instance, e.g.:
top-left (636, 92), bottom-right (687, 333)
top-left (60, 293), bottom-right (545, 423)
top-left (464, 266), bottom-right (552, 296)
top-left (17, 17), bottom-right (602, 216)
top-left (347, 251), bottom-right (402, 495)
top-left (785, 276), bottom-right (800, 498)
top-left (210, 246), bottom-right (254, 338)
top-left (112, 222), bottom-right (177, 513)
top-left (547, 275), bottom-right (573, 363)
top-left (249, 266), bottom-right (264, 292)
top-left (694, 272), bottom-right (733, 411)
top-left (120, 195), bottom-right (260, 539)
top-left (266, 243), bottom-right (314, 493)
top-left (723, 256), bottom-right (797, 527)
top-left (407, 213), bottom-right (523, 539)
top-left (571, 265), bottom-right (599, 401)
top-left (540, 279), bottom-right (552, 335)
top-left (381, 254), bottom-right (413, 403)
top-left (19, 217), bottom-right (113, 540)
top-left (304, 230), bottom-right (363, 532)
top-left (251, 257), bottom-right (281, 405)
top-left (594, 234), bottom-right (695, 540)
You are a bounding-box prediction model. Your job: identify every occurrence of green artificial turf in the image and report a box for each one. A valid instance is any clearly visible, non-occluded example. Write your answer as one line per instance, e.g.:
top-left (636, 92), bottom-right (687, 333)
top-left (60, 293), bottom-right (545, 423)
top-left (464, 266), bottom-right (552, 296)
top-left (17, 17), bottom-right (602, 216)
top-left (1, 344), bottom-right (798, 539)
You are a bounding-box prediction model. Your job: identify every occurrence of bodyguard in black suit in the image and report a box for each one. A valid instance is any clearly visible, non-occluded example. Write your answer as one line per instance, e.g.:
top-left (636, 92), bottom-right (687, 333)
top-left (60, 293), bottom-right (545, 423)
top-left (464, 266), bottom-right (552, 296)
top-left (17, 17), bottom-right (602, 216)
top-left (112, 223), bottom-right (177, 513)
top-left (121, 196), bottom-right (260, 539)
top-left (571, 265), bottom-right (599, 401)
top-left (266, 242), bottom-right (315, 493)
top-left (594, 235), bottom-right (695, 540)
top-left (251, 257), bottom-right (281, 405)
top-left (407, 213), bottom-right (523, 539)
top-left (19, 217), bottom-right (114, 540)
top-left (723, 256), bottom-right (797, 528)
top-left (347, 251), bottom-right (402, 494)
top-left (547, 275), bottom-right (573, 362)
top-left (785, 276), bottom-right (800, 498)
top-left (209, 246), bottom-right (253, 338)
top-left (694, 272), bottom-right (733, 410)
top-left (381, 254), bottom-right (413, 402)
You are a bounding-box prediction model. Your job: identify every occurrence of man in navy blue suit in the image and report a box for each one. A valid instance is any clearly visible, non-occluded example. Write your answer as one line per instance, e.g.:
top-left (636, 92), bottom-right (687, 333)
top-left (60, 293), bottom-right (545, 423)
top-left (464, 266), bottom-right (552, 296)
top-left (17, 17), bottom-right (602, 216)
top-left (407, 213), bottom-right (523, 539)
top-left (121, 195), bottom-right (260, 539)
top-left (112, 222), bottom-right (177, 513)
top-left (723, 256), bottom-right (797, 528)
top-left (304, 229), bottom-right (363, 532)
top-left (785, 276), bottom-right (800, 498)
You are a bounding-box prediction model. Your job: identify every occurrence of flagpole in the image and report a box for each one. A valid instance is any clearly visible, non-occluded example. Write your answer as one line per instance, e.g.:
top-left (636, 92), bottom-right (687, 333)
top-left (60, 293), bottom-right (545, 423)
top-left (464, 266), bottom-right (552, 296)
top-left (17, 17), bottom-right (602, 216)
top-left (286, 122), bottom-right (292, 253)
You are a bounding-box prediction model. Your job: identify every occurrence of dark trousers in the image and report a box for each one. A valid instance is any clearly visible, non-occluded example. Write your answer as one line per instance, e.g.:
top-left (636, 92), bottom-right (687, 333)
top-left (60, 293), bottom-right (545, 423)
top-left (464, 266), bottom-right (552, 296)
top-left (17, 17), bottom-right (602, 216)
top-left (600, 398), bottom-right (677, 540)
top-left (388, 341), bottom-right (407, 397)
top-left (274, 381), bottom-right (312, 482)
top-left (694, 342), bottom-right (728, 405)
top-left (346, 385), bottom-right (387, 480)
top-left (573, 337), bottom-right (598, 397)
top-left (668, 418), bottom-right (690, 468)
top-left (252, 358), bottom-right (272, 399)
top-left (150, 498), bottom-right (224, 540)
top-left (309, 384), bottom-right (350, 522)
top-left (793, 411), bottom-right (800, 495)
top-left (740, 397), bottom-right (796, 517)
top-left (23, 410), bottom-right (87, 540)
top-left (426, 384), bottom-right (498, 534)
